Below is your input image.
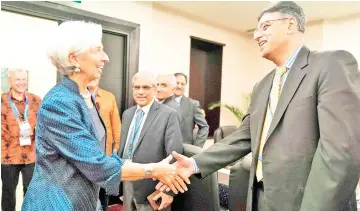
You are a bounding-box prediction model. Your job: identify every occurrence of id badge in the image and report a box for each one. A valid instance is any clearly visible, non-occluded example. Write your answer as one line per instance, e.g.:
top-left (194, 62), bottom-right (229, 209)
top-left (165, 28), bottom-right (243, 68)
top-left (19, 122), bottom-right (33, 137)
top-left (19, 122), bottom-right (33, 146)
top-left (19, 136), bottom-right (31, 146)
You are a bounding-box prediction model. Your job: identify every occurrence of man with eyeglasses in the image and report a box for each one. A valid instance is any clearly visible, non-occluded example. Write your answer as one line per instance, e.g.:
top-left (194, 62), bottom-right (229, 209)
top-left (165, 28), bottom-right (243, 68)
top-left (156, 1), bottom-right (360, 211)
top-left (118, 72), bottom-right (183, 211)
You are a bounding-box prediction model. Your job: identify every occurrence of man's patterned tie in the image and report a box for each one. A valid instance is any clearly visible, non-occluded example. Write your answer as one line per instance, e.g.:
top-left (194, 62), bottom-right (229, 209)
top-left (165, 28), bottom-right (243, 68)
top-left (256, 66), bottom-right (288, 181)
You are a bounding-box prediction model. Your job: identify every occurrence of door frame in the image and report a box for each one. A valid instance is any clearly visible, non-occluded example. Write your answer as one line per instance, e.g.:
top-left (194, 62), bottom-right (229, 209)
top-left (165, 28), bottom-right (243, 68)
top-left (1, 1), bottom-right (140, 111)
top-left (189, 36), bottom-right (225, 137)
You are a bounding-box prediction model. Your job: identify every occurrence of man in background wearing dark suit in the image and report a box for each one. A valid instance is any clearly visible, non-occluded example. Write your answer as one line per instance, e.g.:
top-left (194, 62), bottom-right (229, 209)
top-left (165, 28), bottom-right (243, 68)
top-left (174, 73), bottom-right (209, 147)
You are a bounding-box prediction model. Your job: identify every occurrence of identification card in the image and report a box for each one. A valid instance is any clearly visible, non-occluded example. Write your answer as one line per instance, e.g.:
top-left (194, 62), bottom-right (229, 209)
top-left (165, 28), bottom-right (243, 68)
top-left (19, 121), bottom-right (33, 137)
top-left (19, 122), bottom-right (33, 146)
top-left (19, 136), bottom-right (31, 146)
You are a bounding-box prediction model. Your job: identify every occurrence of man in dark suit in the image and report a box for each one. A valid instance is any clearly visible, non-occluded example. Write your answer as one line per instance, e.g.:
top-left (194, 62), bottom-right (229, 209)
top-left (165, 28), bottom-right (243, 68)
top-left (174, 73), bottom-right (209, 147)
top-left (119, 72), bottom-right (183, 211)
top-left (158, 2), bottom-right (360, 211)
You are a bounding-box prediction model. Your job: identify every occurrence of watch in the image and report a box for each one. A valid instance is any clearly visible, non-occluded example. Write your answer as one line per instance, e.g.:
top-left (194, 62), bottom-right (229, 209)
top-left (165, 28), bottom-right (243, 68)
top-left (144, 165), bottom-right (153, 178)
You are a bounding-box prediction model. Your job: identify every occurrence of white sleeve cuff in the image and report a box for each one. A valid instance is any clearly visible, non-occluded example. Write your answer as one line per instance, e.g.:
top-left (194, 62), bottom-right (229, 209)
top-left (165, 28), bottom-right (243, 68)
top-left (191, 158), bottom-right (200, 173)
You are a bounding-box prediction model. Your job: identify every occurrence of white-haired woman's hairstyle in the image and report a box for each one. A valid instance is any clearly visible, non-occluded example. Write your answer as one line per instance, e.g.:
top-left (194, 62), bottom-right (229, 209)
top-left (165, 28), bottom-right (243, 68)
top-left (132, 72), bottom-right (157, 86)
top-left (8, 68), bottom-right (27, 79)
top-left (46, 21), bottom-right (103, 75)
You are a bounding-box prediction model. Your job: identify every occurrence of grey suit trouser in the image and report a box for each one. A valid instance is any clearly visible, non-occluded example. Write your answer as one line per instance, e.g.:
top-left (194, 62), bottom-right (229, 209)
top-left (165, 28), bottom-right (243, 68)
top-left (123, 182), bottom-right (171, 211)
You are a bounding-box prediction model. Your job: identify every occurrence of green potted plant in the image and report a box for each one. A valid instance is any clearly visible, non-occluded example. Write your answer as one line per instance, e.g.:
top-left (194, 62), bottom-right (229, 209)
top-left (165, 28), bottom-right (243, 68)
top-left (208, 92), bottom-right (252, 125)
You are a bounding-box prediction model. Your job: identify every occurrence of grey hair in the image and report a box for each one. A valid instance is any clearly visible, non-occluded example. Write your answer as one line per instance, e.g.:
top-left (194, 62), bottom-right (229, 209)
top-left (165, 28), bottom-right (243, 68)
top-left (258, 1), bottom-right (307, 33)
top-left (46, 21), bottom-right (103, 75)
top-left (132, 72), bottom-right (157, 86)
top-left (8, 68), bottom-right (27, 79)
top-left (157, 74), bottom-right (176, 87)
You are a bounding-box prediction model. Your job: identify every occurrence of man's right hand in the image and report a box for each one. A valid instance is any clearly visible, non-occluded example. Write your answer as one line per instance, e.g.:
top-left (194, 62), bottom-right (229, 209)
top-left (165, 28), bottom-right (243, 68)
top-left (151, 154), bottom-right (189, 194)
top-left (155, 151), bottom-right (195, 192)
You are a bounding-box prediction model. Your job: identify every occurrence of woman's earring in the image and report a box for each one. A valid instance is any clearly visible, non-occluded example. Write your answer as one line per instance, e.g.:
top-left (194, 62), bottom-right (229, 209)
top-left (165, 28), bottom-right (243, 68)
top-left (74, 64), bottom-right (80, 73)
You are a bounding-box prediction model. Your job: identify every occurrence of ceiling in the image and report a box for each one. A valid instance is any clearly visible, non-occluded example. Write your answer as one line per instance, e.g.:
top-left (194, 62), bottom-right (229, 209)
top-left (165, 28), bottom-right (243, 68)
top-left (153, 1), bottom-right (360, 33)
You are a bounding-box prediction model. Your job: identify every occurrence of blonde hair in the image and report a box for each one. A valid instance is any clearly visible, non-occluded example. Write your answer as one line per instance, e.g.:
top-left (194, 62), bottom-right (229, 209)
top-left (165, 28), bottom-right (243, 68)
top-left (46, 21), bottom-right (103, 75)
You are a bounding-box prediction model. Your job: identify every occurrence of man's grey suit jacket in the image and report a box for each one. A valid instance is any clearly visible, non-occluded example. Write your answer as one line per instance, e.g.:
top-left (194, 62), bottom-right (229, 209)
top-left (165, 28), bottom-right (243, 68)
top-left (163, 95), bottom-right (209, 147)
top-left (179, 96), bottom-right (209, 147)
top-left (118, 100), bottom-right (183, 203)
top-left (193, 47), bottom-right (360, 211)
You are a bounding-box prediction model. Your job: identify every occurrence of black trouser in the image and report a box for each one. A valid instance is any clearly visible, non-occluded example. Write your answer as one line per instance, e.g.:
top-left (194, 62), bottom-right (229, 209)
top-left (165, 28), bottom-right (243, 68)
top-left (99, 188), bottom-right (108, 211)
top-left (1, 164), bottom-right (35, 211)
top-left (252, 180), bottom-right (265, 211)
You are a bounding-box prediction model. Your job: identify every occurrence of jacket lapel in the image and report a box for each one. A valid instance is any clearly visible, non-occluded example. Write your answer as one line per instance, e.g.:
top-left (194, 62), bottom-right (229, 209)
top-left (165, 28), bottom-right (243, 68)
top-left (180, 96), bottom-right (190, 119)
top-left (133, 101), bottom-right (160, 151)
top-left (265, 46), bottom-right (310, 142)
top-left (119, 106), bottom-right (136, 157)
top-left (163, 95), bottom-right (176, 104)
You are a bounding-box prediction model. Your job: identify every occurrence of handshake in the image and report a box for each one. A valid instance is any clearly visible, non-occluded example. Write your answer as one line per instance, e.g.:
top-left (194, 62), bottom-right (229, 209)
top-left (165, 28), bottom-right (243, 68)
top-left (149, 151), bottom-right (196, 194)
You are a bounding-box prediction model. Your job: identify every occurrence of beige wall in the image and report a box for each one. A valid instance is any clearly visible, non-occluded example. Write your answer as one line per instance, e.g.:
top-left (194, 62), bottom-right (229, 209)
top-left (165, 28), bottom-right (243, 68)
top-left (300, 14), bottom-right (360, 61)
top-left (322, 14), bottom-right (360, 62)
top-left (305, 20), bottom-right (324, 51)
top-left (0, 11), bottom-right (58, 98)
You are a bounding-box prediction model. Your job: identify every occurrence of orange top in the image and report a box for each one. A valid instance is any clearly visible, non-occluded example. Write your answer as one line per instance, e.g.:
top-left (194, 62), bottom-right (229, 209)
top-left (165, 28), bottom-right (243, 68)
top-left (95, 88), bottom-right (121, 155)
top-left (1, 91), bottom-right (41, 164)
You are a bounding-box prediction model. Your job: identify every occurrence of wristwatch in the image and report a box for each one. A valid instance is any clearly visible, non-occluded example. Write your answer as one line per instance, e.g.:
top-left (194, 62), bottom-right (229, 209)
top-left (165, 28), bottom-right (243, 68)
top-left (144, 165), bottom-right (153, 178)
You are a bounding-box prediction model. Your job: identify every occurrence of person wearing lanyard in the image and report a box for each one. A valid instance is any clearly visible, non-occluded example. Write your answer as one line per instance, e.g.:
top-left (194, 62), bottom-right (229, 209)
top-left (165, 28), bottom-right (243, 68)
top-left (1, 68), bottom-right (41, 211)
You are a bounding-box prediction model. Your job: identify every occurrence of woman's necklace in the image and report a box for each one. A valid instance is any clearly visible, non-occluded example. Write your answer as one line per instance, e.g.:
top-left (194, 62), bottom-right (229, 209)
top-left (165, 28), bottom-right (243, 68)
top-left (80, 90), bottom-right (91, 99)
top-left (80, 90), bottom-right (93, 108)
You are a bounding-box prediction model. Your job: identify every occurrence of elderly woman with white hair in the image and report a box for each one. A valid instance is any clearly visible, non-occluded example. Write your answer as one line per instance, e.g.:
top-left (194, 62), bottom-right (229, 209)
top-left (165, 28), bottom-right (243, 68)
top-left (21, 21), bottom-right (188, 211)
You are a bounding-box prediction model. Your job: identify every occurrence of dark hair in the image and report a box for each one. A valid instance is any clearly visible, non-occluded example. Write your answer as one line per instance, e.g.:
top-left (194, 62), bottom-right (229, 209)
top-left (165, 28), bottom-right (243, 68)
top-left (258, 1), bottom-right (306, 33)
top-left (174, 73), bottom-right (188, 84)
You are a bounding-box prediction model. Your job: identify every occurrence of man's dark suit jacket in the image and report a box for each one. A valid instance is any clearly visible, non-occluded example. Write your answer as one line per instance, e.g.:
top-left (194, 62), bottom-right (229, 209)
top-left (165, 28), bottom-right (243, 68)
top-left (163, 95), bottom-right (209, 147)
top-left (118, 100), bottom-right (183, 203)
top-left (178, 96), bottom-right (209, 147)
top-left (193, 47), bottom-right (360, 211)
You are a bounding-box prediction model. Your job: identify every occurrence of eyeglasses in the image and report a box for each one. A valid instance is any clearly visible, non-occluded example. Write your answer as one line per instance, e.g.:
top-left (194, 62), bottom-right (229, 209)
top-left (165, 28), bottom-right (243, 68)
top-left (254, 18), bottom-right (290, 34)
top-left (132, 85), bottom-right (155, 92)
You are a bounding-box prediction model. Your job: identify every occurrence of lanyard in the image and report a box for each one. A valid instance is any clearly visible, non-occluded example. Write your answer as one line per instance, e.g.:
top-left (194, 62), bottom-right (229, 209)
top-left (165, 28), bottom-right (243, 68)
top-left (8, 93), bottom-right (29, 122)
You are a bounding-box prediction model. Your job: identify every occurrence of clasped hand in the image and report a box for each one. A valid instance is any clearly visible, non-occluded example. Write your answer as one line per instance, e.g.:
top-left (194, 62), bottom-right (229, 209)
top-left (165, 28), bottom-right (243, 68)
top-left (154, 151), bottom-right (196, 193)
top-left (151, 153), bottom-right (191, 194)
